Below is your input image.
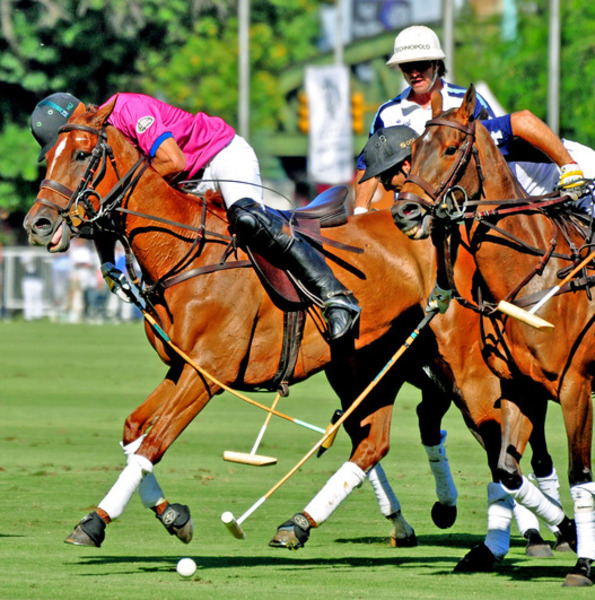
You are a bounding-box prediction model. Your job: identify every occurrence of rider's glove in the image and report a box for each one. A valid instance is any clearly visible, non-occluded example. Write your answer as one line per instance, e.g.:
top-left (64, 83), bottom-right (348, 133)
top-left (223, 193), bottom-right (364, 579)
top-left (101, 262), bottom-right (133, 303)
top-left (353, 206), bottom-right (368, 215)
top-left (425, 284), bottom-right (452, 314)
top-left (559, 163), bottom-right (587, 200)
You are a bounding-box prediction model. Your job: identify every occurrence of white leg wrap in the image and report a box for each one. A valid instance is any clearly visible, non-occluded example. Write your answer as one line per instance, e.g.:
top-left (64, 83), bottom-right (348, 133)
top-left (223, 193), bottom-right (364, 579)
top-left (367, 463), bottom-right (401, 517)
top-left (304, 461), bottom-right (366, 526)
top-left (98, 454), bottom-right (154, 520)
top-left (501, 476), bottom-right (564, 527)
top-left (531, 468), bottom-right (562, 533)
top-left (513, 501), bottom-right (540, 536)
top-left (570, 482), bottom-right (595, 560)
top-left (121, 437), bottom-right (166, 509)
top-left (484, 482), bottom-right (513, 560)
top-left (423, 430), bottom-right (457, 506)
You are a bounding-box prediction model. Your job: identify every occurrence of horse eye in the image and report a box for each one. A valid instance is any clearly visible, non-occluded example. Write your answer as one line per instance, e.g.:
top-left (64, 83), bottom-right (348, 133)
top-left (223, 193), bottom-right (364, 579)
top-left (74, 150), bottom-right (91, 162)
top-left (444, 146), bottom-right (458, 156)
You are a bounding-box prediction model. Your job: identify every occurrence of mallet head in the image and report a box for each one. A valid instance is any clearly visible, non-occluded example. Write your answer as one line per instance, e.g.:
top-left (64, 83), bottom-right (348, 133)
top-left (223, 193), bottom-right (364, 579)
top-left (221, 511), bottom-right (246, 539)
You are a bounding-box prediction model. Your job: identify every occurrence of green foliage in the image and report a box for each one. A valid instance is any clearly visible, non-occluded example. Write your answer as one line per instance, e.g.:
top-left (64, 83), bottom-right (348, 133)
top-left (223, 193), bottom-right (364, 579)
top-left (456, 0), bottom-right (595, 147)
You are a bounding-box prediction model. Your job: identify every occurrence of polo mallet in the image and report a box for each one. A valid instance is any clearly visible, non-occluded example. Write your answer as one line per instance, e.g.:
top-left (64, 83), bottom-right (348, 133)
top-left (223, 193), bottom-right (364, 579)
top-left (221, 310), bottom-right (436, 539)
top-left (497, 248), bottom-right (595, 330)
top-left (528, 248), bottom-right (595, 315)
top-left (100, 263), bottom-right (326, 436)
top-left (223, 393), bottom-right (281, 466)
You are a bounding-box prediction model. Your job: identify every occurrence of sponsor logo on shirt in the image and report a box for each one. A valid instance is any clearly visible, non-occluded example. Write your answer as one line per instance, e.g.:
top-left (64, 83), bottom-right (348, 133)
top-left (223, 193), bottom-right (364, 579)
top-left (490, 130), bottom-right (504, 146)
top-left (136, 116), bottom-right (155, 134)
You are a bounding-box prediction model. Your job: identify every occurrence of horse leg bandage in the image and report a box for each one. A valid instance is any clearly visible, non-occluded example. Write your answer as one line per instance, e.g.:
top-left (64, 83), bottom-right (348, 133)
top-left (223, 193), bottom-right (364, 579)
top-left (502, 476), bottom-right (564, 527)
top-left (485, 482), bottom-right (513, 560)
top-left (303, 461), bottom-right (366, 526)
top-left (121, 437), bottom-right (166, 508)
top-left (532, 468), bottom-right (562, 534)
top-left (98, 454), bottom-right (154, 520)
top-left (367, 463), bottom-right (401, 517)
top-left (424, 430), bottom-right (457, 506)
top-left (570, 482), bottom-right (595, 560)
top-left (512, 499), bottom-right (540, 536)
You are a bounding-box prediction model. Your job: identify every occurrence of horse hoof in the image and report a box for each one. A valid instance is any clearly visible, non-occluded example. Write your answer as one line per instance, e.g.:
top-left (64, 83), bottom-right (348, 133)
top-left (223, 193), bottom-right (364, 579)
top-left (453, 543), bottom-right (498, 573)
top-left (390, 532), bottom-right (418, 548)
top-left (431, 502), bottom-right (457, 529)
top-left (557, 517), bottom-right (577, 553)
top-left (526, 542), bottom-right (553, 558)
top-left (555, 540), bottom-right (573, 553)
top-left (563, 574), bottom-right (593, 587)
top-left (156, 503), bottom-right (193, 544)
top-left (64, 512), bottom-right (105, 547)
top-left (268, 528), bottom-right (303, 550)
top-left (269, 513), bottom-right (311, 550)
top-left (554, 529), bottom-right (574, 553)
top-left (562, 558), bottom-right (594, 587)
top-left (524, 529), bottom-right (553, 558)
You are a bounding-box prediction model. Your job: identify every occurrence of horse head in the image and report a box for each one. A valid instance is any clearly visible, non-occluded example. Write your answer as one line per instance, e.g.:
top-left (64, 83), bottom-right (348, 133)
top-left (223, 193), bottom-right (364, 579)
top-left (392, 84), bottom-right (485, 240)
top-left (24, 97), bottom-right (142, 252)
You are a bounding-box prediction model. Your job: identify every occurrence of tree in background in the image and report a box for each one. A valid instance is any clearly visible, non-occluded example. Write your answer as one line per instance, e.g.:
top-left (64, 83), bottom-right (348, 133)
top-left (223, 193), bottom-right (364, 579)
top-left (456, 0), bottom-right (595, 147)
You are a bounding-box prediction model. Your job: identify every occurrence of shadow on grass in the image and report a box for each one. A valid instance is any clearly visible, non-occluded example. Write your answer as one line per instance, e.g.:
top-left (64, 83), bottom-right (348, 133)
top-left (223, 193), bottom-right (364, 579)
top-left (73, 549), bottom-right (576, 584)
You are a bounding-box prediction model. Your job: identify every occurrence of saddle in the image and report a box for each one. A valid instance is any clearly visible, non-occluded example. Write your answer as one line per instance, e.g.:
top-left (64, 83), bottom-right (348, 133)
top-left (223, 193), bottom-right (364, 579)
top-left (248, 185), bottom-right (352, 312)
top-left (246, 185), bottom-right (355, 395)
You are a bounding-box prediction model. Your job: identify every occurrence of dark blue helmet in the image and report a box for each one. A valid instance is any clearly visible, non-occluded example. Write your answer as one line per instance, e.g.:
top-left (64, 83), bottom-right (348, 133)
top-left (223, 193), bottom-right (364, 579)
top-left (30, 93), bottom-right (83, 162)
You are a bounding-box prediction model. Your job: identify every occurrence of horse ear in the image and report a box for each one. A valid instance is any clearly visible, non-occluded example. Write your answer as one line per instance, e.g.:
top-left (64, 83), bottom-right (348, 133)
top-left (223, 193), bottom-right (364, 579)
top-left (431, 89), bottom-right (443, 118)
top-left (456, 84), bottom-right (477, 124)
top-left (92, 96), bottom-right (117, 128)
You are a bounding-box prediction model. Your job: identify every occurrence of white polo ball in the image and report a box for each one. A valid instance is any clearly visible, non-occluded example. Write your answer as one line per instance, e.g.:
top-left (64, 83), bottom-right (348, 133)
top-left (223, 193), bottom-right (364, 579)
top-left (176, 557), bottom-right (197, 578)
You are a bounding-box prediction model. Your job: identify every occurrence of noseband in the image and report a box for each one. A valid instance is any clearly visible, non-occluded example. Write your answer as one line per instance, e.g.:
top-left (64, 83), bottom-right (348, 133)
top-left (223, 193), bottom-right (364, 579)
top-left (35, 123), bottom-right (148, 233)
top-left (398, 117), bottom-right (485, 223)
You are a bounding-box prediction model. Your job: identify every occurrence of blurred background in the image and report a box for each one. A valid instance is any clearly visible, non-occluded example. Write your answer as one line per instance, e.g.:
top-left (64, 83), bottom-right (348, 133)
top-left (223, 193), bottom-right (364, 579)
top-left (0, 0), bottom-right (592, 320)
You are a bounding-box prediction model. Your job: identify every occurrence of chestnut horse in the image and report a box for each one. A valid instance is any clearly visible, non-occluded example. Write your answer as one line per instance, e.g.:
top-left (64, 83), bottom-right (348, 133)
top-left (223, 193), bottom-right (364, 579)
top-left (393, 84), bottom-right (595, 586)
top-left (23, 101), bottom-right (567, 564)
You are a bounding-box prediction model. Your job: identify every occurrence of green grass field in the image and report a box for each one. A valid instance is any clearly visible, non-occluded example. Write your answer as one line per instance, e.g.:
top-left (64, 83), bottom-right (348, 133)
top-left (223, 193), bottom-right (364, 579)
top-left (0, 319), bottom-right (590, 599)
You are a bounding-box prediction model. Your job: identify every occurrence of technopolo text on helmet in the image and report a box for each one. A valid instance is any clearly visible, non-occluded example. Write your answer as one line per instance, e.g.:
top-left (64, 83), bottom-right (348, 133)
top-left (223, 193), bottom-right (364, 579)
top-left (395, 44), bottom-right (431, 52)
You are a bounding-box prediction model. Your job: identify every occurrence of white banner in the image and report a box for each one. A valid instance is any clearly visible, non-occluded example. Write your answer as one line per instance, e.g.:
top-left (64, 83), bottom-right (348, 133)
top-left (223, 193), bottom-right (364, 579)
top-left (305, 65), bottom-right (353, 184)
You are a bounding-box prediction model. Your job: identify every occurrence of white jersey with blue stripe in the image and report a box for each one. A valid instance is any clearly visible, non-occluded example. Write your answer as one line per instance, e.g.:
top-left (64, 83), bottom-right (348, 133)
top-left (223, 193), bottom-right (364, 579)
top-left (370, 80), bottom-right (496, 136)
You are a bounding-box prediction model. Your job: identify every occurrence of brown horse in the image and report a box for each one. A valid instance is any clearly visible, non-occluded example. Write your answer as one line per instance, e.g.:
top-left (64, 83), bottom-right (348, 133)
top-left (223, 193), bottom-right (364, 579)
top-left (393, 84), bottom-right (595, 586)
top-left (23, 101), bottom-right (566, 564)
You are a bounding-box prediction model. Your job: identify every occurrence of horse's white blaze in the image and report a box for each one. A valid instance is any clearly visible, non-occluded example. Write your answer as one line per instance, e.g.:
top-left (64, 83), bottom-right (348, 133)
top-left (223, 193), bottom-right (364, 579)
top-left (47, 138), bottom-right (68, 178)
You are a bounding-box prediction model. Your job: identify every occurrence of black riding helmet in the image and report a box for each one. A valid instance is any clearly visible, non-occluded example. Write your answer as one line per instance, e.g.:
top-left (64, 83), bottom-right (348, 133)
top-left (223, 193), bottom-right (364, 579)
top-left (359, 125), bottom-right (419, 183)
top-left (30, 92), bottom-right (83, 162)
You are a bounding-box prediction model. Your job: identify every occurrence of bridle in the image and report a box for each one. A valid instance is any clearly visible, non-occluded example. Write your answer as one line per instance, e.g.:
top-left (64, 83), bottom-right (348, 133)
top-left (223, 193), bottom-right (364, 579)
top-left (35, 122), bottom-right (149, 234)
top-left (397, 117), bottom-right (485, 223)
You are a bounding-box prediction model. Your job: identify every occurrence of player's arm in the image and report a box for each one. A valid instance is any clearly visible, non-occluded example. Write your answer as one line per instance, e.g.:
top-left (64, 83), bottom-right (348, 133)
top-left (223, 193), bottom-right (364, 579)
top-left (353, 170), bottom-right (379, 214)
top-left (151, 136), bottom-right (187, 180)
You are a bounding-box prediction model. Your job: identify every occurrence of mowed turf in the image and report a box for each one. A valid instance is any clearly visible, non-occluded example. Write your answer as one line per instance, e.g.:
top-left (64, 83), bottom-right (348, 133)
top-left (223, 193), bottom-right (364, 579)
top-left (0, 319), bottom-right (586, 599)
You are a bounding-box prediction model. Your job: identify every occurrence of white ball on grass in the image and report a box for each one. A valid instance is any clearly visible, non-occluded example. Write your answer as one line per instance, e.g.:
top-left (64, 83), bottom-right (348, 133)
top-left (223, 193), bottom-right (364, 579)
top-left (176, 557), bottom-right (197, 578)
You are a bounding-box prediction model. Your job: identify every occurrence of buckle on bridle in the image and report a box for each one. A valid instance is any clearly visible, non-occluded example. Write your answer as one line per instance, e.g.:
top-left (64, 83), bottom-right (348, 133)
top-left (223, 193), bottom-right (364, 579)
top-left (434, 185), bottom-right (468, 222)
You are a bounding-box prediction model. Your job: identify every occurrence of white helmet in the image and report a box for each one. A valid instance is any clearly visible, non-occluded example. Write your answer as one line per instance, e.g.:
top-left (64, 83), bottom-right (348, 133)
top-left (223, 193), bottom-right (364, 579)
top-left (386, 25), bottom-right (446, 67)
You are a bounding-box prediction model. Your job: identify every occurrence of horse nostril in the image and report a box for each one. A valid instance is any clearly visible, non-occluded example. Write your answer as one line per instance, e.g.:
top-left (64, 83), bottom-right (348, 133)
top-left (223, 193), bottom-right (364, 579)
top-left (400, 203), bottom-right (422, 219)
top-left (31, 217), bottom-right (53, 236)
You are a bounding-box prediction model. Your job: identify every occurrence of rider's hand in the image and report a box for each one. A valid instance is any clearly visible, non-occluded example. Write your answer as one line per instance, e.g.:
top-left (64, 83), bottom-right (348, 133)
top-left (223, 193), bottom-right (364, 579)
top-left (559, 163), bottom-right (587, 200)
top-left (353, 206), bottom-right (368, 215)
top-left (425, 285), bottom-right (452, 314)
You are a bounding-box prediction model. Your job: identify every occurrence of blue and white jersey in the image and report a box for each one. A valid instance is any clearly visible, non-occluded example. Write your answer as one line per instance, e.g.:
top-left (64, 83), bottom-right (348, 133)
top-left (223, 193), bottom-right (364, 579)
top-left (482, 115), bottom-right (595, 197)
top-left (370, 80), bottom-right (495, 135)
top-left (357, 80), bottom-right (496, 171)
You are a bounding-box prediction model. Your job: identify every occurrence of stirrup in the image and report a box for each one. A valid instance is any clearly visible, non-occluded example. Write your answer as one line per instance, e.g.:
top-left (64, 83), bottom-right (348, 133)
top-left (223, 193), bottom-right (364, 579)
top-left (322, 294), bottom-right (361, 341)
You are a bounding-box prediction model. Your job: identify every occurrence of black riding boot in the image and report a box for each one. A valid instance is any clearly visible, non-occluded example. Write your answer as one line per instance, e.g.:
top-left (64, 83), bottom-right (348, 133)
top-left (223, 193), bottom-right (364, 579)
top-left (228, 198), bottom-right (360, 340)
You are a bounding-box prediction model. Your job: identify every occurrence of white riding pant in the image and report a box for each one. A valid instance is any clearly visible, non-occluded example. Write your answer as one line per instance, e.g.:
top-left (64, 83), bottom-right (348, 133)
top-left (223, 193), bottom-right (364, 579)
top-left (189, 134), bottom-right (264, 209)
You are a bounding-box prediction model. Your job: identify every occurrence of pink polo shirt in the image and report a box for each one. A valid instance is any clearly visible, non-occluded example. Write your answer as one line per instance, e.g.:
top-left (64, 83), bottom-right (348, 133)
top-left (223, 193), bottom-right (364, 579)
top-left (101, 93), bottom-right (236, 179)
